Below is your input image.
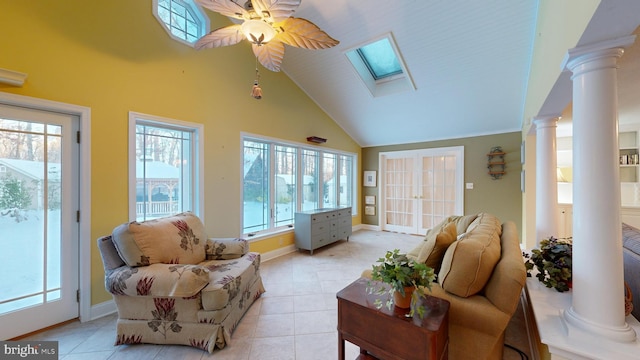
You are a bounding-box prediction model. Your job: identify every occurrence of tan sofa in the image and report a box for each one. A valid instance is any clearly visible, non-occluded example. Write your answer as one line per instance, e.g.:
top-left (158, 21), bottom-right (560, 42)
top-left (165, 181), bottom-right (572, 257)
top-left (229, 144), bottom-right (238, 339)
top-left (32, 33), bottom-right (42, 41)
top-left (363, 213), bottom-right (526, 360)
top-left (97, 212), bottom-right (265, 353)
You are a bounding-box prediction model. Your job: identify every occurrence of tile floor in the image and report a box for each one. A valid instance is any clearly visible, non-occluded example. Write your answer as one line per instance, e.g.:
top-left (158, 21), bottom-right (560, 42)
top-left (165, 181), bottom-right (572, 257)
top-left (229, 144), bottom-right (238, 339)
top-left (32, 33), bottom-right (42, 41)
top-left (20, 229), bottom-right (531, 359)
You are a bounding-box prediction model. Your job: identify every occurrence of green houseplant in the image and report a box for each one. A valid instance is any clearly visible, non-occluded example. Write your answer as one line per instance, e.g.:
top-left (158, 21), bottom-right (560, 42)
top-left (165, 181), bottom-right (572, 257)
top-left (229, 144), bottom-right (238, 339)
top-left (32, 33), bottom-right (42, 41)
top-left (367, 249), bottom-right (436, 318)
top-left (524, 236), bottom-right (572, 292)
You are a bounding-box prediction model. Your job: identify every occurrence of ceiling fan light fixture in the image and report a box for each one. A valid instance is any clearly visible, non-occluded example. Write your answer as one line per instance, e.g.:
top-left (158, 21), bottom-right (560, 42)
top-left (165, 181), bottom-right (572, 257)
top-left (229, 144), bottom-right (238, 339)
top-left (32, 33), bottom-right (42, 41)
top-left (241, 20), bottom-right (276, 45)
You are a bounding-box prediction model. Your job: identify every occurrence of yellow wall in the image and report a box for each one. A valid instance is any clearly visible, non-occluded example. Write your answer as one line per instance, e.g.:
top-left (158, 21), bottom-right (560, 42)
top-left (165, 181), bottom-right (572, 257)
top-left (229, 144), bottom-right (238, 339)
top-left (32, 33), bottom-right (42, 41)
top-left (0, 1), bottom-right (360, 305)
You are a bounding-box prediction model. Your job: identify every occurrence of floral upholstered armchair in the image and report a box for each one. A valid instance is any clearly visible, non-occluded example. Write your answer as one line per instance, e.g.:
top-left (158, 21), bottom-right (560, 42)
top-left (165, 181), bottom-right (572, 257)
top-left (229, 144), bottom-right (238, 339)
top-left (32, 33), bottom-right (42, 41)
top-left (97, 212), bottom-right (265, 353)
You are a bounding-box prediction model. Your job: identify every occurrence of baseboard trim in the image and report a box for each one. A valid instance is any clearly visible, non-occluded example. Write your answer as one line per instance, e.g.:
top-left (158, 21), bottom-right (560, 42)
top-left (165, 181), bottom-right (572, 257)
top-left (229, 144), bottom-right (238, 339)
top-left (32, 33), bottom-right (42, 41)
top-left (261, 244), bottom-right (298, 262)
top-left (89, 300), bottom-right (117, 322)
top-left (356, 224), bottom-right (381, 231)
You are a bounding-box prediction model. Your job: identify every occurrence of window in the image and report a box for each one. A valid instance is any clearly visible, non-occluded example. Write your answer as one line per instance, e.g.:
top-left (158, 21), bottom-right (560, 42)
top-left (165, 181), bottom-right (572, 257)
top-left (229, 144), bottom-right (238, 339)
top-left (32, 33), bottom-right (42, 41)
top-left (345, 33), bottom-right (416, 97)
top-left (242, 135), bottom-right (356, 236)
top-left (153, 0), bottom-right (209, 46)
top-left (129, 112), bottom-right (203, 221)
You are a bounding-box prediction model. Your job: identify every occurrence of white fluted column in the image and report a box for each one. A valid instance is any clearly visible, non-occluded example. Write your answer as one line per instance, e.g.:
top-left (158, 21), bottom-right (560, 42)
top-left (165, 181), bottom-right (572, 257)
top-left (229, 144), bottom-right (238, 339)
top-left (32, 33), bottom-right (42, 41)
top-left (534, 116), bottom-right (560, 247)
top-left (562, 36), bottom-right (636, 342)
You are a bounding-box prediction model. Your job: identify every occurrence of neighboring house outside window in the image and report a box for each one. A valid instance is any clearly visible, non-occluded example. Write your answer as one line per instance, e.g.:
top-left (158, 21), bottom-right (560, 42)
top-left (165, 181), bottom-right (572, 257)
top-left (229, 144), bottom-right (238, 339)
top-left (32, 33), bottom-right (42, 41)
top-left (242, 134), bottom-right (356, 237)
top-left (129, 112), bottom-right (203, 221)
top-left (153, 0), bottom-right (209, 46)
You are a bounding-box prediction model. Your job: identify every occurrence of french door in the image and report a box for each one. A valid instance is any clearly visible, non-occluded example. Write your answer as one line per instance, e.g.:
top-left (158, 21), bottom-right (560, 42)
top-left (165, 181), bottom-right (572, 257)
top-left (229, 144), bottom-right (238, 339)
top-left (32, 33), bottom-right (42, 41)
top-left (0, 104), bottom-right (79, 339)
top-left (380, 147), bottom-right (464, 235)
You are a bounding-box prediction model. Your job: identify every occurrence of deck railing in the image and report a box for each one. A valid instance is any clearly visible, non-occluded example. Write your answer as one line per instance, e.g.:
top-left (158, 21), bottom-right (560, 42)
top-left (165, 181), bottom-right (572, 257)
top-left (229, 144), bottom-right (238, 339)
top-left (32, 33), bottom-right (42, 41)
top-left (136, 201), bottom-right (178, 218)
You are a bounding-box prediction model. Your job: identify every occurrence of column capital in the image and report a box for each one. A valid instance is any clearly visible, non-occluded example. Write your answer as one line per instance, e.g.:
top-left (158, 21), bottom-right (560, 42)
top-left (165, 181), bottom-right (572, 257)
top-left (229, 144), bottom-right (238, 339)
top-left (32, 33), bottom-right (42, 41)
top-left (562, 35), bottom-right (636, 74)
top-left (533, 116), bottom-right (560, 130)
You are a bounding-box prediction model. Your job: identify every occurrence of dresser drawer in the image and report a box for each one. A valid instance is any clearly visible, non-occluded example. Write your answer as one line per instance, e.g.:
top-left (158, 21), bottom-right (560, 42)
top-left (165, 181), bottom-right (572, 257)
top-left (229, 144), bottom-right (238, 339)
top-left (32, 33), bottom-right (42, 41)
top-left (311, 221), bottom-right (330, 233)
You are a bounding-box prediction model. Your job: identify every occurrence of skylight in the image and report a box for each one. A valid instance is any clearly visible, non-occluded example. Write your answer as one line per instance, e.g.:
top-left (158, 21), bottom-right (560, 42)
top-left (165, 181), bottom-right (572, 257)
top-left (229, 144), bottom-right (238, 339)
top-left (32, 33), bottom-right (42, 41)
top-left (356, 38), bottom-right (403, 80)
top-left (345, 33), bottom-right (415, 97)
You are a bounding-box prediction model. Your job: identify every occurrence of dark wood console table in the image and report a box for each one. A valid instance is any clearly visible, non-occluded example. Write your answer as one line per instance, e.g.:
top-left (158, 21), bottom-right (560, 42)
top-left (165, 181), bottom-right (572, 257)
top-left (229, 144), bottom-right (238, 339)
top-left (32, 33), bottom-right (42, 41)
top-left (337, 278), bottom-right (449, 360)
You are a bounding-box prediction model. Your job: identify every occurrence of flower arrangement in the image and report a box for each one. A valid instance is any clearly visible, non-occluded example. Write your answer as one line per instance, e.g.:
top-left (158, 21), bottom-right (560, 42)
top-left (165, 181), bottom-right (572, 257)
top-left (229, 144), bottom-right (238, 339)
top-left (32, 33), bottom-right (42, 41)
top-left (524, 236), bottom-right (572, 292)
top-left (367, 249), bottom-right (436, 318)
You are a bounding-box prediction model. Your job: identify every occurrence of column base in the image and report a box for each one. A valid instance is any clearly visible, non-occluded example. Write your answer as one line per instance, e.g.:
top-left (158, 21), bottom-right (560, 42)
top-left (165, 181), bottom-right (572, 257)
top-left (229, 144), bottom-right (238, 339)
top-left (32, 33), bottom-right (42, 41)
top-left (563, 306), bottom-right (637, 343)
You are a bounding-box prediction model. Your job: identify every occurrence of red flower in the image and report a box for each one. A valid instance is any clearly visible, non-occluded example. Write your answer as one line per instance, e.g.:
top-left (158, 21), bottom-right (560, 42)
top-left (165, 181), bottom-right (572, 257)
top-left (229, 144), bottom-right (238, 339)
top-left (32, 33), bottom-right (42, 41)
top-left (137, 276), bottom-right (155, 295)
top-left (153, 298), bottom-right (176, 320)
top-left (172, 219), bottom-right (190, 233)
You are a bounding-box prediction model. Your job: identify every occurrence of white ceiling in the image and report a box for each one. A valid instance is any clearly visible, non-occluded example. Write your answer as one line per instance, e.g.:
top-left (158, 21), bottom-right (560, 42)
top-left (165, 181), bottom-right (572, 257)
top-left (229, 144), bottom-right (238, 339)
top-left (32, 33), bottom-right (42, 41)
top-left (278, 0), bottom-right (539, 147)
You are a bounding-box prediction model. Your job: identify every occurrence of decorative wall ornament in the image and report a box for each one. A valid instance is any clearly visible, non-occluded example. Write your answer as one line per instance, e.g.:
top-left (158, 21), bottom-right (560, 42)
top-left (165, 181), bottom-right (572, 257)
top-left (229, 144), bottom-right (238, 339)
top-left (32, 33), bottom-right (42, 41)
top-left (487, 146), bottom-right (506, 180)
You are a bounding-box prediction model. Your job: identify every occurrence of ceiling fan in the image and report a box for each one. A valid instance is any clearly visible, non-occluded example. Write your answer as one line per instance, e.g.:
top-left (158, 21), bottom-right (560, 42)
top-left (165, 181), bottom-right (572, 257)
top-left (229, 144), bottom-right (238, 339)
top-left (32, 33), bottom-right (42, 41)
top-left (194, 0), bottom-right (339, 72)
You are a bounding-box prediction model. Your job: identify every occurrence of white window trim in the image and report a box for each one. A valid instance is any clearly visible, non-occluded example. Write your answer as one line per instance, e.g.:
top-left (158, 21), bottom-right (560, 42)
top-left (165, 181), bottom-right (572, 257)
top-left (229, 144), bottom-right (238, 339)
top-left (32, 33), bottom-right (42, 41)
top-left (128, 111), bottom-right (204, 221)
top-left (152, 0), bottom-right (210, 47)
top-left (240, 132), bottom-right (358, 238)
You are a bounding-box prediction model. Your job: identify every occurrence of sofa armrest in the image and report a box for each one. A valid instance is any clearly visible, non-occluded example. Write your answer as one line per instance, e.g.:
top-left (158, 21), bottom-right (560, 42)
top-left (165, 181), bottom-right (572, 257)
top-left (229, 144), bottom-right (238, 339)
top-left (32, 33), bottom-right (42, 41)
top-left (205, 238), bottom-right (249, 260)
top-left (427, 284), bottom-right (511, 337)
top-left (105, 263), bottom-right (209, 298)
top-left (97, 235), bottom-right (125, 271)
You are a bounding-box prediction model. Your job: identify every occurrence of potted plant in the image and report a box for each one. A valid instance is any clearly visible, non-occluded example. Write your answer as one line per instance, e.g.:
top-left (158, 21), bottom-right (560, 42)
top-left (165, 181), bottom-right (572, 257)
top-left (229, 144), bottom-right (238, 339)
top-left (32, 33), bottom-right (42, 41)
top-left (367, 249), bottom-right (436, 318)
top-left (524, 236), bottom-right (572, 292)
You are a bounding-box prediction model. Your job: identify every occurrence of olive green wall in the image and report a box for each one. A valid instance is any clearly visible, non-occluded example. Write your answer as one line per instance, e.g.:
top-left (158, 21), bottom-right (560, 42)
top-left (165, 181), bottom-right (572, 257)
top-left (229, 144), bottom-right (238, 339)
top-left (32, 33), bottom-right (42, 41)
top-left (0, 0), bottom-right (361, 306)
top-left (362, 132), bottom-right (522, 235)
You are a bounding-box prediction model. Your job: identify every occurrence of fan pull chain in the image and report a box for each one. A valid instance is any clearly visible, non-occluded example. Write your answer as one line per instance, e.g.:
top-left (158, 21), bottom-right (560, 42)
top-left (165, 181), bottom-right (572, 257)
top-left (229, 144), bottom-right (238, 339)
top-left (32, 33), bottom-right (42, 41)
top-left (251, 58), bottom-right (263, 100)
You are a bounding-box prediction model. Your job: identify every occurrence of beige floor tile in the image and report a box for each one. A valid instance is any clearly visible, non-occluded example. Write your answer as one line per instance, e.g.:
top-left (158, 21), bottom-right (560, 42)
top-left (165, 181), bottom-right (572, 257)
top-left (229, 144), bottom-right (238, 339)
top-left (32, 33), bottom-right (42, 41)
top-left (60, 350), bottom-right (115, 360)
top-left (260, 295), bottom-right (294, 315)
top-left (254, 313), bottom-right (295, 338)
top-left (294, 310), bottom-right (336, 335)
top-left (293, 294), bottom-right (327, 313)
top-left (249, 336), bottom-right (295, 360)
top-left (294, 332), bottom-right (337, 360)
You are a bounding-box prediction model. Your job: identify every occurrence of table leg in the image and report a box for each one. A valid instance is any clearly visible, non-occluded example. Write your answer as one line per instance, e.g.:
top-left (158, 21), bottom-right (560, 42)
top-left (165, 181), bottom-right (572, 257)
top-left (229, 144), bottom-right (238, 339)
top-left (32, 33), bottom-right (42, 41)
top-left (338, 333), bottom-right (345, 360)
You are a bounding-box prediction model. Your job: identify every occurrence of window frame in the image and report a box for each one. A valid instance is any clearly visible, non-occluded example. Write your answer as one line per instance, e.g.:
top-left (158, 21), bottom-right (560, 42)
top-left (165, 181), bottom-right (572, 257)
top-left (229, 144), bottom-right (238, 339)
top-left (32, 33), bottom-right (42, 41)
top-left (241, 133), bottom-right (357, 238)
top-left (128, 111), bottom-right (204, 221)
top-left (152, 0), bottom-right (209, 47)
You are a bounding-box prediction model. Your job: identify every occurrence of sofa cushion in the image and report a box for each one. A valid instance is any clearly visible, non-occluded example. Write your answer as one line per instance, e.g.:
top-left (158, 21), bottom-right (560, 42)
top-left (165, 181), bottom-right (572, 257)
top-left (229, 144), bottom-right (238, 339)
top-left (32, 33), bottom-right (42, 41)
top-left (105, 263), bottom-right (210, 297)
top-left (416, 222), bottom-right (457, 272)
top-left (407, 214), bottom-right (478, 260)
top-left (438, 213), bottom-right (502, 298)
top-left (112, 212), bottom-right (207, 267)
top-left (622, 222), bottom-right (640, 256)
top-left (200, 252), bottom-right (262, 311)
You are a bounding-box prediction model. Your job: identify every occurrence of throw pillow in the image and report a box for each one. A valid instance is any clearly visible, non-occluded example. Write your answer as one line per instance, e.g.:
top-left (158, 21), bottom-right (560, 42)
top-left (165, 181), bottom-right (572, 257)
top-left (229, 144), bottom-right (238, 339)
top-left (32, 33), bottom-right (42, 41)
top-left (407, 214), bottom-right (478, 260)
top-left (438, 213), bottom-right (502, 297)
top-left (112, 212), bottom-right (207, 267)
top-left (416, 222), bottom-right (457, 272)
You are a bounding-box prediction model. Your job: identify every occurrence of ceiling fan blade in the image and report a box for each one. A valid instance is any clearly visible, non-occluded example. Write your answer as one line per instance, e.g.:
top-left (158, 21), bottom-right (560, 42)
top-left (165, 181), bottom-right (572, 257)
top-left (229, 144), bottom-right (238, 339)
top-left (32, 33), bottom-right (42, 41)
top-left (251, 0), bottom-right (300, 22)
top-left (195, 25), bottom-right (245, 49)
top-left (195, 0), bottom-right (248, 20)
top-left (277, 17), bottom-right (339, 49)
top-left (252, 41), bottom-right (285, 72)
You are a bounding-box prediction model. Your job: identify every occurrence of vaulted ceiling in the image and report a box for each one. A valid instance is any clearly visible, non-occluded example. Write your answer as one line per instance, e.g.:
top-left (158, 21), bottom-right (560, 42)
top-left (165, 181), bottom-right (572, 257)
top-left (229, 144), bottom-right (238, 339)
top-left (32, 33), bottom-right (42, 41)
top-left (277, 0), bottom-right (539, 147)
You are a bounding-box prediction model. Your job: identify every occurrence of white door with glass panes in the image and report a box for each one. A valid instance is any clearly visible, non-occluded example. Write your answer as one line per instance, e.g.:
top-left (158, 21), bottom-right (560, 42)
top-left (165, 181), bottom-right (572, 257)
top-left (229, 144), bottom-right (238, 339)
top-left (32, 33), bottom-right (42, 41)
top-left (0, 104), bottom-right (79, 339)
top-left (380, 147), bottom-right (463, 235)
